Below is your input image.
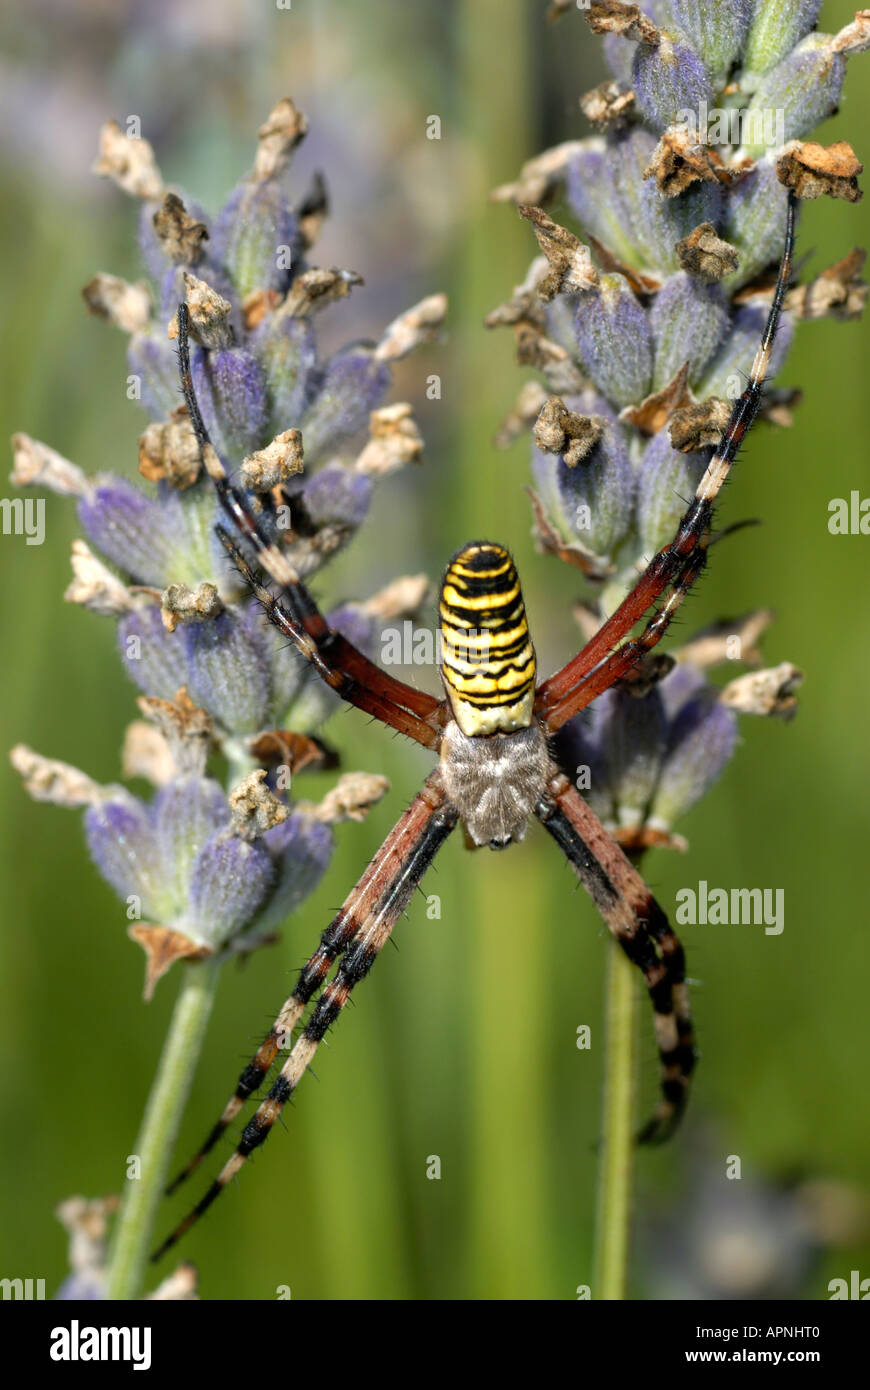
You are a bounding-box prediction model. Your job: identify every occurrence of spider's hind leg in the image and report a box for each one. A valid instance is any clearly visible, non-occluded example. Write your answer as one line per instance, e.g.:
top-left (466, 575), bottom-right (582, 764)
top-left (537, 772), bottom-right (695, 1143)
top-left (153, 774), bottom-right (459, 1260)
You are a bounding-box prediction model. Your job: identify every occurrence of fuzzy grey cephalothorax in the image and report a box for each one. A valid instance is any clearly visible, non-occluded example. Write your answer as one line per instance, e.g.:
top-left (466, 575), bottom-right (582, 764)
top-left (438, 718), bottom-right (550, 848)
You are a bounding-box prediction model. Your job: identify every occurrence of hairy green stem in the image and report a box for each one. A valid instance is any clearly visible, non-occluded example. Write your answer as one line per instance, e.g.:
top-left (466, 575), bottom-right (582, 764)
top-left (104, 958), bottom-right (221, 1299)
top-left (593, 938), bottom-right (637, 1300)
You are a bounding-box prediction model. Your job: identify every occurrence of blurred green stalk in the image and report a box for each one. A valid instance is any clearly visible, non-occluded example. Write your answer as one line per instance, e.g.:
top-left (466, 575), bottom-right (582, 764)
top-left (593, 939), bottom-right (636, 1300)
top-left (104, 958), bottom-right (221, 1299)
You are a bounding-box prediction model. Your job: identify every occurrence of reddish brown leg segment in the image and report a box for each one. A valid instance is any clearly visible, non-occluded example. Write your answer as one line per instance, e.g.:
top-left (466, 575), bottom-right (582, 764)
top-left (537, 772), bottom-right (695, 1142)
top-left (153, 772), bottom-right (458, 1260)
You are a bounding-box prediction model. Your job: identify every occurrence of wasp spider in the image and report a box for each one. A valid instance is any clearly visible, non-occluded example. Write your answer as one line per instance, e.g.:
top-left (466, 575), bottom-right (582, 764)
top-left (152, 191), bottom-right (798, 1262)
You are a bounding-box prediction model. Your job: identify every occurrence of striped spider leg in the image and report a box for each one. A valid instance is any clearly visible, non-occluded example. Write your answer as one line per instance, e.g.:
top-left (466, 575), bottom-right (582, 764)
top-left (537, 775), bottom-right (693, 1141)
top-left (153, 194), bottom-right (796, 1259)
top-left (154, 773), bottom-right (458, 1261)
top-left (152, 548), bottom-right (689, 1260)
top-left (535, 189), bottom-right (798, 733)
top-left (176, 303), bottom-right (444, 752)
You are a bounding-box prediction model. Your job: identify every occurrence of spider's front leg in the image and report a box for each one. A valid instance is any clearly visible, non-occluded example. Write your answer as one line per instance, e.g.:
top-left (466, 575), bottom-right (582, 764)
top-left (152, 771), bottom-right (458, 1261)
top-left (176, 302), bottom-right (445, 749)
top-left (536, 190), bottom-right (798, 732)
top-left (537, 772), bottom-right (694, 1142)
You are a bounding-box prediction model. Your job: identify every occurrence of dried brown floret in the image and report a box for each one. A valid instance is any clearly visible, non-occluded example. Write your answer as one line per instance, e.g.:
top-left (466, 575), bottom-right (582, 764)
top-left (777, 140), bottom-right (863, 203)
top-left (10, 434), bottom-right (91, 496)
top-left (517, 205), bottom-right (599, 298)
top-left (65, 539), bottom-right (135, 616)
top-left (491, 140), bottom-right (589, 206)
top-left (128, 924), bottom-right (211, 1001)
top-left (375, 293), bottom-right (448, 362)
top-left (82, 274), bottom-right (152, 332)
top-left (253, 98), bottom-right (308, 182)
top-left (620, 363), bottom-right (691, 436)
top-left (300, 771), bottom-right (390, 824)
top-left (355, 404), bottom-right (424, 476)
top-left (161, 582), bottom-right (224, 632)
top-left (138, 407), bottom-right (202, 489)
top-left (152, 193), bottom-right (209, 265)
top-left (644, 126), bottom-right (749, 197)
top-left (668, 397), bottom-right (732, 452)
top-left (280, 266), bottom-right (363, 318)
top-left (240, 429), bottom-right (304, 491)
top-left (720, 663), bottom-right (804, 719)
top-left (785, 248), bottom-right (867, 321)
top-left (675, 611), bottom-right (776, 670)
top-left (675, 222), bottom-right (740, 282)
top-left (580, 81), bottom-right (636, 130)
top-left (227, 770), bottom-right (290, 840)
top-left (137, 689), bottom-right (214, 775)
top-left (93, 120), bottom-right (163, 199)
top-left (534, 395), bottom-right (604, 467)
top-left (168, 274), bottom-right (234, 349)
top-left (584, 1), bottom-right (660, 44)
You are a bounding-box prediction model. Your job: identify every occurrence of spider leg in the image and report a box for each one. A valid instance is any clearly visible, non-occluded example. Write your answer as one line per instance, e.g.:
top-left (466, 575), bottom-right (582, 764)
top-left (176, 303), bottom-right (445, 745)
top-left (536, 190), bottom-right (798, 733)
top-left (152, 773), bottom-right (458, 1261)
top-left (536, 771), bottom-right (694, 1142)
top-left (219, 527), bottom-right (442, 747)
top-left (164, 762), bottom-right (449, 1197)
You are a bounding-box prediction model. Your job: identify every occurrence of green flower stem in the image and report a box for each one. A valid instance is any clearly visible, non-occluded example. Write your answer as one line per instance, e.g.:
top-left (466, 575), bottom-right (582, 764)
top-left (593, 936), bottom-right (637, 1300)
top-left (104, 957), bottom-right (221, 1300)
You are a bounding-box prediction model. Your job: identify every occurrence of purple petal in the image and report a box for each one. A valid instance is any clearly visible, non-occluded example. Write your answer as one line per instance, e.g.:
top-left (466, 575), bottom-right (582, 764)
top-left (650, 273), bottom-right (729, 391)
top-left (300, 462), bottom-right (374, 529)
top-left (658, 662), bottom-right (708, 722)
top-left (191, 345), bottom-right (268, 461)
top-left (79, 479), bottom-right (177, 587)
top-left (632, 40), bottom-right (714, 131)
top-left (724, 159), bottom-right (790, 289)
top-left (255, 813), bottom-right (334, 932)
top-left (300, 345), bottom-right (391, 463)
top-left (212, 179), bottom-right (298, 299)
top-left (698, 302), bottom-right (793, 401)
top-left (636, 431), bottom-right (708, 557)
top-left (574, 275), bottom-right (653, 409)
top-left (741, 35), bottom-right (846, 156)
top-left (187, 833), bottom-right (277, 949)
top-left (602, 686), bottom-right (667, 828)
top-left (84, 795), bottom-right (167, 918)
top-left (657, 1), bottom-right (752, 80)
top-left (651, 682), bottom-right (738, 827)
top-left (117, 603), bottom-right (190, 699)
top-left (183, 605), bottom-right (272, 735)
top-left (567, 129), bottom-right (722, 277)
top-left (127, 331), bottom-right (182, 421)
top-left (151, 775), bottom-right (230, 908)
top-left (253, 314), bottom-right (317, 435)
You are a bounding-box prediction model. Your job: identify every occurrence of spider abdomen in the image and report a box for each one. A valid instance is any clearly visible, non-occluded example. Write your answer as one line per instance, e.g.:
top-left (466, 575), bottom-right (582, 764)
top-left (439, 541), bottom-right (536, 738)
top-left (439, 718), bottom-right (549, 848)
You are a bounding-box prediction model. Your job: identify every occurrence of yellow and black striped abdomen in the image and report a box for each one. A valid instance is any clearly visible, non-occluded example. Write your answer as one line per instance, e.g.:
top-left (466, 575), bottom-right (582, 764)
top-left (439, 541), bottom-right (536, 737)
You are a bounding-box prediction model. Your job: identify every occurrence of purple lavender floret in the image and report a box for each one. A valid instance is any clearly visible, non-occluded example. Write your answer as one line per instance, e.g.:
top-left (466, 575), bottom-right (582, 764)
top-left (83, 772), bottom-right (336, 957)
top-left (632, 40), bottom-right (713, 131)
top-left (491, 1), bottom-right (867, 843)
top-left (11, 101), bottom-right (439, 996)
top-left (558, 665), bottom-right (738, 835)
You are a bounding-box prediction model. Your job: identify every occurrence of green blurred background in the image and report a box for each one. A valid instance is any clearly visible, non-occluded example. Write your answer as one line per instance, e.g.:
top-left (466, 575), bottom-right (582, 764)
top-left (1, 0), bottom-right (868, 1300)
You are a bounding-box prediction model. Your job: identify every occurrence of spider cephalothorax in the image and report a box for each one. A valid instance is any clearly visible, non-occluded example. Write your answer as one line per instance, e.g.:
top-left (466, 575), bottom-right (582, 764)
top-left (152, 190), bottom-right (797, 1263)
